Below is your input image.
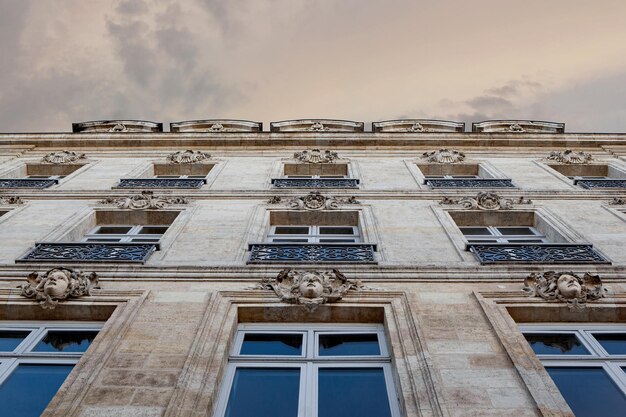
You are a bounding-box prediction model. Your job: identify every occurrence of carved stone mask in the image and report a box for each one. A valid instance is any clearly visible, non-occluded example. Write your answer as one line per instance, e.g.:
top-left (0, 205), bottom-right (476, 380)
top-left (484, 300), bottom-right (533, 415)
top-left (557, 274), bottom-right (583, 299)
top-left (43, 270), bottom-right (71, 298)
top-left (298, 273), bottom-right (324, 299)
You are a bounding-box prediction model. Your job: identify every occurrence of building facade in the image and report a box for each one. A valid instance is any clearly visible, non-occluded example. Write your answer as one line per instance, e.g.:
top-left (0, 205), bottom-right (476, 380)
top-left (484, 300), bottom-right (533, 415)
top-left (0, 118), bottom-right (625, 417)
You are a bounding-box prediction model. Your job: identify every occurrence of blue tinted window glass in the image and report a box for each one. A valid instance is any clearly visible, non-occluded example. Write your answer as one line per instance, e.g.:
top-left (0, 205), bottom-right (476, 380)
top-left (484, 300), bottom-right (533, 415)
top-left (524, 333), bottom-right (589, 355)
top-left (0, 363), bottom-right (74, 417)
top-left (319, 334), bottom-right (380, 356)
top-left (240, 334), bottom-right (303, 356)
top-left (0, 331), bottom-right (31, 351)
top-left (547, 367), bottom-right (626, 417)
top-left (593, 333), bottom-right (626, 355)
top-left (318, 368), bottom-right (392, 417)
top-left (33, 331), bottom-right (98, 353)
top-left (224, 368), bottom-right (299, 417)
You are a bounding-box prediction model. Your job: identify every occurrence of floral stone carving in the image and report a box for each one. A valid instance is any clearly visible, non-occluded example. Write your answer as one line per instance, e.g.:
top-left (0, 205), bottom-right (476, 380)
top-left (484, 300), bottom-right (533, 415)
top-left (440, 192), bottom-right (531, 210)
top-left (547, 150), bottom-right (593, 164)
top-left (293, 149), bottom-right (338, 164)
top-left (41, 150), bottom-right (86, 164)
top-left (99, 191), bottom-right (188, 209)
top-left (523, 271), bottom-right (605, 309)
top-left (19, 267), bottom-right (99, 309)
top-left (253, 268), bottom-right (365, 311)
top-left (0, 196), bottom-right (23, 205)
top-left (421, 149), bottom-right (466, 164)
top-left (268, 192), bottom-right (359, 210)
top-left (166, 150), bottom-right (211, 164)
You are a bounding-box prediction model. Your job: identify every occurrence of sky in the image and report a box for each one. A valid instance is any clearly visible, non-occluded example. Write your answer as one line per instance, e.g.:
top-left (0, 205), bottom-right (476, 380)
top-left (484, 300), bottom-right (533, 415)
top-left (1, 0), bottom-right (626, 133)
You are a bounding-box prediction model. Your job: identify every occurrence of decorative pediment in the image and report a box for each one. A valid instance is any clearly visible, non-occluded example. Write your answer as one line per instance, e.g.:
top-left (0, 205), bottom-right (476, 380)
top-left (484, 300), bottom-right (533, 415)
top-left (270, 119), bottom-right (364, 133)
top-left (169, 119), bottom-right (262, 133)
top-left (41, 151), bottom-right (87, 164)
top-left (72, 120), bottom-right (163, 133)
top-left (293, 149), bottom-right (339, 164)
top-left (440, 192), bottom-right (532, 210)
top-left (547, 150), bottom-right (593, 164)
top-left (373, 119), bottom-right (465, 133)
top-left (19, 267), bottom-right (99, 309)
top-left (523, 271), bottom-right (605, 309)
top-left (268, 192), bottom-right (359, 211)
top-left (251, 268), bottom-right (365, 311)
top-left (0, 196), bottom-right (23, 205)
top-left (472, 120), bottom-right (565, 133)
top-left (98, 191), bottom-right (188, 209)
top-left (421, 149), bottom-right (466, 164)
top-left (166, 150), bottom-right (211, 164)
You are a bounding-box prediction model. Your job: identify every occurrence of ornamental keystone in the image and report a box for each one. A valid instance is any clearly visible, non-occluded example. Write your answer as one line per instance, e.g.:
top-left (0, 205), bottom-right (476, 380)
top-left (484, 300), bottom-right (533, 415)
top-left (19, 267), bottom-right (99, 309)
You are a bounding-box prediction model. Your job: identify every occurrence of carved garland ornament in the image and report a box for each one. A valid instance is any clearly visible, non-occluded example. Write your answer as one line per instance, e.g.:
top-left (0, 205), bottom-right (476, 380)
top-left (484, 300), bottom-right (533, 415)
top-left (251, 268), bottom-right (365, 311)
top-left (0, 196), bottom-right (23, 205)
top-left (407, 122), bottom-right (430, 132)
top-left (19, 267), bottom-right (99, 309)
top-left (99, 191), bottom-right (188, 209)
top-left (440, 192), bottom-right (531, 210)
top-left (523, 271), bottom-right (605, 309)
top-left (309, 122), bottom-right (331, 132)
top-left (547, 150), bottom-right (593, 164)
top-left (268, 192), bottom-right (359, 210)
top-left (421, 149), bottom-right (466, 164)
top-left (109, 123), bottom-right (129, 132)
top-left (41, 151), bottom-right (87, 164)
top-left (506, 123), bottom-right (525, 132)
top-left (293, 149), bottom-right (339, 164)
top-left (166, 150), bottom-right (211, 164)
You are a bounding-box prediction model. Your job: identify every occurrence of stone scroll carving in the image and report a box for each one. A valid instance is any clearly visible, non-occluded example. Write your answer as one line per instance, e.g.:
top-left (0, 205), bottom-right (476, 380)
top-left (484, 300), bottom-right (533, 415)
top-left (268, 192), bottom-right (359, 210)
top-left (547, 150), bottom-right (593, 164)
top-left (440, 192), bottom-right (531, 210)
top-left (166, 150), bottom-right (211, 164)
top-left (293, 149), bottom-right (339, 164)
top-left (252, 268), bottom-right (365, 311)
top-left (523, 271), bottom-right (605, 309)
top-left (41, 151), bottom-right (87, 164)
top-left (0, 196), bottom-right (23, 205)
top-left (421, 149), bottom-right (466, 164)
top-left (99, 190), bottom-right (188, 209)
top-left (19, 267), bottom-right (99, 309)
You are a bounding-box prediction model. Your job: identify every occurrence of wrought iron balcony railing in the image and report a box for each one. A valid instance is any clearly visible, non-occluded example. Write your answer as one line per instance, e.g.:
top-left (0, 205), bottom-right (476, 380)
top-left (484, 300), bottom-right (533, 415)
top-left (574, 179), bottom-right (626, 189)
top-left (425, 178), bottom-right (515, 188)
top-left (117, 178), bottom-right (206, 189)
top-left (467, 243), bottom-right (609, 265)
top-left (18, 242), bottom-right (159, 263)
top-left (0, 178), bottom-right (58, 188)
top-left (271, 178), bottom-right (359, 188)
top-left (248, 243), bottom-right (376, 263)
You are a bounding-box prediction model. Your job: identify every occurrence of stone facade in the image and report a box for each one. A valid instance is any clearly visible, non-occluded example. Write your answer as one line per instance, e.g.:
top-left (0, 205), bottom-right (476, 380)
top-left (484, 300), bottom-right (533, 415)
top-left (0, 120), bottom-right (626, 416)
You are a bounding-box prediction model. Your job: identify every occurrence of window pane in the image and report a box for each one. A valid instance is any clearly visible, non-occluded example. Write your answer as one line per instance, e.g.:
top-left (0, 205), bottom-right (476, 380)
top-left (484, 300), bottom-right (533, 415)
top-left (0, 363), bottom-right (74, 417)
top-left (593, 333), bottom-right (626, 355)
top-left (240, 334), bottom-right (303, 355)
top-left (319, 334), bottom-right (380, 356)
top-left (95, 226), bottom-right (132, 234)
top-left (319, 227), bottom-right (355, 235)
top-left (467, 239), bottom-right (499, 244)
top-left (271, 239), bottom-right (309, 243)
top-left (546, 367), bottom-right (626, 417)
top-left (137, 226), bottom-right (168, 235)
top-left (319, 239), bottom-right (356, 243)
top-left (274, 227), bottom-right (309, 235)
top-left (33, 331), bottom-right (98, 353)
top-left (507, 239), bottom-right (545, 244)
top-left (496, 227), bottom-right (536, 236)
top-left (224, 368), bottom-right (300, 417)
top-left (84, 238), bottom-right (122, 242)
top-left (128, 238), bottom-right (160, 243)
top-left (460, 227), bottom-right (491, 236)
top-left (0, 331), bottom-right (31, 351)
top-left (318, 368), bottom-right (392, 417)
top-left (524, 333), bottom-right (589, 355)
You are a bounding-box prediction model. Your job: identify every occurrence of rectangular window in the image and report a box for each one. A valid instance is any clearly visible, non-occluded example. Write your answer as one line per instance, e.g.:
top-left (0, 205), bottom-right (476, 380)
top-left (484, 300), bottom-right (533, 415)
top-left (0, 322), bottom-right (102, 417)
top-left (82, 224), bottom-right (169, 243)
top-left (267, 225), bottom-right (361, 243)
top-left (460, 226), bottom-right (548, 244)
top-left (216, 324), bottom-right (399, 417)
top-left (520, 325), bottom-right (626, 417)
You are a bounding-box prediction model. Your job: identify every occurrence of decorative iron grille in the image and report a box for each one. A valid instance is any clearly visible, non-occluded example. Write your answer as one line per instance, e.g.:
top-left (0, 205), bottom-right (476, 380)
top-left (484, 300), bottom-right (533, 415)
top-left (271, 178), bottom-right (359, 188)
top-left (248, 243), bottom-right (376, 263)
top-left (574, 179), bottom-right (626, 189)
top-left (425, 178), bottom-right (515, 188)
top-left (0, 179), bottom-right (58, 188)
top-left (18, 242), bottom-right (158, 263)
top-left (117, 178), bottom-right (206, 188)
top-left (467, 243), bottom-right (609, 264)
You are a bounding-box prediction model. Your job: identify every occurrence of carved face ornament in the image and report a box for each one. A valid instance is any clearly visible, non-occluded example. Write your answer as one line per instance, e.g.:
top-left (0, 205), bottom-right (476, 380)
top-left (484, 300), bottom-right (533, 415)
top-left (42, 270), bottom-right (71, 298)
top-left (556, 274), bottom-right (583, 299)
top-left (20, 267), bottom-right (99, 309)
top-left (547, 150), bottom-right (593, 164)
top-left (298, 273), bottom-right (325, 299)
top-left (422, 149), bottom-right (466, 164)
top-left (41, 150), bottom-right (86, 164)
top-left (524, 271), bottom-right (605, 309)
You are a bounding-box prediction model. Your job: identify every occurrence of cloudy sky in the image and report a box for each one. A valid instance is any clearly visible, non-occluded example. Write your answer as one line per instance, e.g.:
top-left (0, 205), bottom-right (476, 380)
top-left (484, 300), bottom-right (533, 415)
top-left (1, 0), bottom-right (626, 132)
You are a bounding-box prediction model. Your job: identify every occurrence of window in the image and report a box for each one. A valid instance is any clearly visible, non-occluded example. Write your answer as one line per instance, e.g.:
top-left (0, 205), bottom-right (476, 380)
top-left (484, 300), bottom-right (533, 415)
top-left (460, 226), bottom-right (548, 244)
top-left (520, 325), bottom-right (626, 417)
top-left (154, 175), bottom-right (207, 179)
top-left (267, 225), bottom-right (361, 243)
top-left (0, 322), bottom-right (102, 417)
top-left (25, 175), bottom-right (65, 180)
top-left (424, 175), bottom-right (479, 179)
top-left (215, 324), bottom-right (400, 417)
top-left (82, 224), bottom-right (169, 243)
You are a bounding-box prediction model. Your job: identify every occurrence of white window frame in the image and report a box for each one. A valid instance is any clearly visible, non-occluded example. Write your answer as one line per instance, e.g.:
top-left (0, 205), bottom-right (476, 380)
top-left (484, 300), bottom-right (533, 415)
top-left (82, 224), bottom-right (169, 243)
top-left (153, 174), bottom-right (207, 179)
top-left (424, 174), bottom-right (480, 179)
top-left (285, 175), bottom-right (348, 179)
top-left (519, 324), bottom-right (626, 398)
top-left (215, 323), bottom-right (400, 417)
top-left (25, 175), bottom-right (65, 180)
top-left (267, 225), bottom-right (361, 243)
top-left (460, 226), bottom-right (548, 244)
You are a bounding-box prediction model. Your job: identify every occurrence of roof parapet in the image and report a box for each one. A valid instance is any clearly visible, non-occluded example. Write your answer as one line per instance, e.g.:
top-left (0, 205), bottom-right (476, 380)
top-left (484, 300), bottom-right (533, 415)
top-left (72, 120), bottom-right (163, 133)
top-left (270, 119), bottom-right (364, 133)
top-left (472, 120), bottom-right (565, 133)
top-left (170, 119), bottom-right (263, 133)
top-left (373, 119), bottom-right (465, 133)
